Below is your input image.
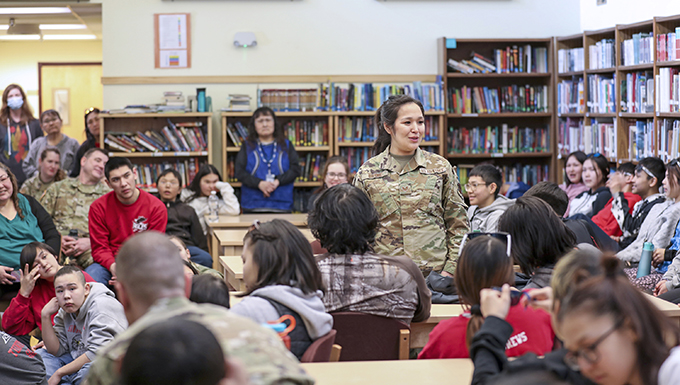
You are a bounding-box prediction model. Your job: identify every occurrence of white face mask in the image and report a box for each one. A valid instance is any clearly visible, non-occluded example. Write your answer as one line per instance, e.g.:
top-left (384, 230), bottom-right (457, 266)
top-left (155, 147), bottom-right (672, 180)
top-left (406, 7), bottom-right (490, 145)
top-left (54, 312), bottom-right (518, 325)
top-left (7, 96), bottom-right (23, 110)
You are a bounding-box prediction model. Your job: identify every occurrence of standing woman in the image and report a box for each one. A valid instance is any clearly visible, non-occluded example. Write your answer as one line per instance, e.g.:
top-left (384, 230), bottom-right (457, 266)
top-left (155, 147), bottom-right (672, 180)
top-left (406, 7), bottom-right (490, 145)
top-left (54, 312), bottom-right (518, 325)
top-left (22, 110), bottom-right (79, 179)
top-left (307, 156), bottom-right (350, 211)
top-left (70, 107), bottom-right (101, 177)
top-left (567, 153), bottom-right (612, 218)
top-left (559, 151), bottom-right (588, 217)
top-left (235, 107), bottom-right (301, 213)
top-left (354, 95), bottom-right (469, 276)
top-left (0, 84), bottom-right (43, 188)
top-left (19, 147), bottom-right (66, 199)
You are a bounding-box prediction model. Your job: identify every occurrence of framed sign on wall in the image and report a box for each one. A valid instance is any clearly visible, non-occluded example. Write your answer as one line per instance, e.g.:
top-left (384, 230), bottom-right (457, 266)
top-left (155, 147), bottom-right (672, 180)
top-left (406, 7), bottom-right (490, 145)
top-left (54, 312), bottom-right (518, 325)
top-left (154, 13), bottom-right (191, 69)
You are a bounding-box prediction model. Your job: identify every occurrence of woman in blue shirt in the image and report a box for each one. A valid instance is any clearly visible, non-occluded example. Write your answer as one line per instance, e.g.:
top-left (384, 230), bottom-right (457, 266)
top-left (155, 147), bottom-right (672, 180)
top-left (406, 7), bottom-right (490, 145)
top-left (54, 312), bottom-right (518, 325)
top-left (235, 107), bottom-right (300, 213)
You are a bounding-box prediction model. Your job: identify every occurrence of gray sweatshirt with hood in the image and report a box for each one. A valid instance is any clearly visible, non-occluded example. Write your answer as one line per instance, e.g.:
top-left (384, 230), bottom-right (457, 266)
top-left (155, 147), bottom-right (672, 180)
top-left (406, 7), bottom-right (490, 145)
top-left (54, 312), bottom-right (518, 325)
top-left (53, 282), bottom-right (128, 360)
top-left (467, 195), bottom-right (515, 233)
top-left (230, 285), bottom-right (333, 340)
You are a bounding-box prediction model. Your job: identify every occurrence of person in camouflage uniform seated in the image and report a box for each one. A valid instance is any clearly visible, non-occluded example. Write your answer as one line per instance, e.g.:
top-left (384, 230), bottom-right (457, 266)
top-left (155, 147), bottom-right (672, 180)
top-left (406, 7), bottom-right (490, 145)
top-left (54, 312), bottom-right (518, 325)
top-left (19, 146), bottom-right (66, 199)
top-left (84, 232), bottom-right (314, 385)
top-left (354, 95), bottom-right (469, 277)
top-left (40, 148), bottom-right (110, 268)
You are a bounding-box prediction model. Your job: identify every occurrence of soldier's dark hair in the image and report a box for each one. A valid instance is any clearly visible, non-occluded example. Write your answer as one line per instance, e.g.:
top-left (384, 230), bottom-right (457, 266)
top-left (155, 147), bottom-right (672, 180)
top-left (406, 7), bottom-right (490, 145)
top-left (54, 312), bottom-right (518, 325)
top-left (468, 164), bottom-right (503, 198)
top-left (498, 196), bottom-right (576, 276)
top-left (54, 265), bottom-right (86, 286)
top-left (524, 181), bottom-right (569, 217)
top-left (120, 318), bottom-right (227, 385)
top-left (157, 168), bottom-right (183, 187)
top-left (246, 106), bottom-right (286, 147)
top-left (104, 156), bottom-right (134, 180)
top-left (563, 151), bottom-right (587, 187)
top-left (242, 219), bottom-right (324, 295)
top-left (636, 157), bottom-right (666, 189)
top-left (20, 242), bottom-right (58, 271)
top-left (190, 274), bottom-right (230, 309)
top-left (372, 95), bottom-right (425, 156)
top-left (455, 235), bottom-right (514, 350)
top-left (308, 184), bottom-right (378, 255)
top-left (187, 164), bottom-right (222, 200)
top-left (39, 146), bottom-right (66, 182)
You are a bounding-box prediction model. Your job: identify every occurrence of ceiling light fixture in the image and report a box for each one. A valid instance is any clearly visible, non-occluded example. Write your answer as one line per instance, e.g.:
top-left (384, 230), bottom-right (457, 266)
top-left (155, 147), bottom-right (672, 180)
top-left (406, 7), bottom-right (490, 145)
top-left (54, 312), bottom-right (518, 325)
top-left (0, 7), bottom-right (71, 15)
top-left (40, 24), bottom-right (87, 30)
top-left (0, 35), bottom-right (41, 40)
top-left (42, 34), bottom-right (97, 40)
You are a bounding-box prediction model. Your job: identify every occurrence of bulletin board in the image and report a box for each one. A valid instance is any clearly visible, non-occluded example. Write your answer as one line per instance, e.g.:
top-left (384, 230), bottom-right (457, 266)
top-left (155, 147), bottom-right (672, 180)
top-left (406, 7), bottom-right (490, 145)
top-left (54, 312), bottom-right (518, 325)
top-left (154, 13), bottom-right (192, 69)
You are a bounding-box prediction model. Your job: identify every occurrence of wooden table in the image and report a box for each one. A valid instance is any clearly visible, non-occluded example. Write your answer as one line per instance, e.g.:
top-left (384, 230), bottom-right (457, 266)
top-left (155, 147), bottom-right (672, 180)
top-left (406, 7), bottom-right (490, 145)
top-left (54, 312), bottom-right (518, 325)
top-left (300, 359), bottom-right (473, 385)
top-left (221, 256), bottom-right (246, 291)
top-left (647, 293), bottom-right (680, 326)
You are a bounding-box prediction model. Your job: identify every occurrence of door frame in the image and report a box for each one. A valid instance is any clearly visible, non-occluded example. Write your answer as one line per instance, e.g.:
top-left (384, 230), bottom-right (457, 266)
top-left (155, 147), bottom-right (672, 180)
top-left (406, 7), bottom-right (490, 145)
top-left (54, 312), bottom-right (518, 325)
top-left (38, 62), bottom-right (102, 113)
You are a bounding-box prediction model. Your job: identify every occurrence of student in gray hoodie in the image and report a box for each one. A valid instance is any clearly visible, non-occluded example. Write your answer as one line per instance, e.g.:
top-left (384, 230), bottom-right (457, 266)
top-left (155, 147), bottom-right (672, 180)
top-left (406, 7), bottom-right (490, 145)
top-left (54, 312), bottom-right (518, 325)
top-left (231, 219), bottom-right (333, 360)
top-left (40, 266), bottom-right (127, 385)
top-left (466, 164), bottom-right (514, 232)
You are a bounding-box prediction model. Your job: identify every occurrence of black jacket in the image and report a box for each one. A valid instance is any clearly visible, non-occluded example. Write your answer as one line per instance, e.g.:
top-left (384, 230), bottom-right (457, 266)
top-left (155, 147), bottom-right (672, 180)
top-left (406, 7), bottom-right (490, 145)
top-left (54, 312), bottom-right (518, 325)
top-left (155, 195), bottom-right (208, 251)
top-left (24, 194), bottom-right (61, 254)
top-left (469, 316), bottom-right (595, 385)
top-left (0, 119), bottom-right (43, 187)
top-left (70, 130), bottom-right (97, 177)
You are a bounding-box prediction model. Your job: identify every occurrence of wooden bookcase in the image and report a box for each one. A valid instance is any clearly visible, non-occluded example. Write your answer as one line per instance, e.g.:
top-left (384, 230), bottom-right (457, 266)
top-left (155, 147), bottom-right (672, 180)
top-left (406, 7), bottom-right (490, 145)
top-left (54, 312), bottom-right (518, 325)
top-left (438, 37), bottom-right (555, 191)
top-left (99, 112), bottom-right (213, 189)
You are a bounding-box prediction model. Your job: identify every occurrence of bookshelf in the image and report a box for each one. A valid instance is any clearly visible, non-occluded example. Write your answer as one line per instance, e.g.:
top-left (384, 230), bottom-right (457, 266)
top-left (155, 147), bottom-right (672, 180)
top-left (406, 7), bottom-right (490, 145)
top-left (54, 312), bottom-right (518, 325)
top-left (439, 37), bottom-right (555, 192)
top-left (99, 112), bottom-right (213, 189)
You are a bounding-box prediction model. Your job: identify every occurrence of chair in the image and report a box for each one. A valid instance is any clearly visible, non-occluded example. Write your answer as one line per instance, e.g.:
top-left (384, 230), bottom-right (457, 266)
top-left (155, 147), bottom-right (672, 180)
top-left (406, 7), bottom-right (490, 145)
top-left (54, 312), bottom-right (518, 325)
top-left (300, 329), bottom-right (337, 363)
top-left (330, 312), bottom-right (410, 361)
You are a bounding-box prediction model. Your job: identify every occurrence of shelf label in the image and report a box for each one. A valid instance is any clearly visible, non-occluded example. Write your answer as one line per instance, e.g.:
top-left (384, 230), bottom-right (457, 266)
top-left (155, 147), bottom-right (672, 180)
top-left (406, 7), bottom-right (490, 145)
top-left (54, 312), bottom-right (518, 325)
top-left (446, 39), bottom-right (457, 49)
top-left (618, 112), bottom-right (622, 117)
top-left (461, 113), bottom-right (478, 117)
top-left (491, 153), bottom-right (504, 158)
top-left (152, 152), bottom-right (163, 157)
top-left (175, 152), bottom-right (190, 156)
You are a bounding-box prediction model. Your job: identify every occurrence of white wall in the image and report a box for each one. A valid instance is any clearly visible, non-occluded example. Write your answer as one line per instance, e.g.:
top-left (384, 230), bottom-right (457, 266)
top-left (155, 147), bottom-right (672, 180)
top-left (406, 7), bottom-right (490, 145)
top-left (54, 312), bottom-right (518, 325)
top-left (580, 0), bottom-right (680, 31)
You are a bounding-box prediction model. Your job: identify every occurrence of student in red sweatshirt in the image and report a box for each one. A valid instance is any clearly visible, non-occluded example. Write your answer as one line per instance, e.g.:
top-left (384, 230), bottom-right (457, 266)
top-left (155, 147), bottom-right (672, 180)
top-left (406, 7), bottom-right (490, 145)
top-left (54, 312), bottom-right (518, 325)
top-left (591, 162), bottom-right (641, 237)
top-left (86, 157), bottom-right (166, 285)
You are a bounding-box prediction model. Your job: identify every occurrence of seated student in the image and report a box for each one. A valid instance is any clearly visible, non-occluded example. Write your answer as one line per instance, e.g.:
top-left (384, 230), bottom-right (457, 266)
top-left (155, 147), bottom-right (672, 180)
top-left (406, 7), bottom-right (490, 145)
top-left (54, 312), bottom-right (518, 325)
top-left (40, 266), bottom-right (127, 385)
top-left (156, 169), bottom-right (212, 268)
top-left (120, 318), bottom-right (246, 385)
top-left (20, 147), bottom-right (66, 199)
top-left (22, 110), bottom-right (79, 180)
top-left (87, 157), bottom-right (167, 285)
top-left (567, 153), bottom-right (612, 218)
top-left (559, 151), bottom-right (588, 217)
top-left (612, 158), bottom-right (666, 249)
top-left (307, 184), bottom-right (431, 325)
top-left (466, 164), bottom-right (514, 232)
top-left (230, 219), bottom-right (333, 360)
top-left (180, 164), bottom-right (240, 235)
top-left (1, 242), bottom-right (95, 345)
top-left (0, 330), bottom-right (48, 385)
top-left (190, 274), bottom-right (230, 309)
top-left (307, 156), bottom-right (350, 212)
top-left (418, 235), bottom-right (554, 359)
top-left (617, 159), bottom-right (680, 267)
top-left (169, 235), bottom-right (222, 279)
top-left (591, 162), bottom-right (642, 237)
top-left (498, 196), bottom-right (576, 289)
top-left (40, 148), bottom-right (110, 270)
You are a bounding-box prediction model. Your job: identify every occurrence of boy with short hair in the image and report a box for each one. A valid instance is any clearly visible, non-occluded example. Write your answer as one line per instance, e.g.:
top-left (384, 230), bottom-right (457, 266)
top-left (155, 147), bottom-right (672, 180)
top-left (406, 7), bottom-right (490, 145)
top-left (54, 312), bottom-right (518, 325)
top-left (40, 266), bottom-right (127, 385)
top-left (591, 162), bottom-right (642, 237)
top-left (466, 164), bottom-right (514, 232)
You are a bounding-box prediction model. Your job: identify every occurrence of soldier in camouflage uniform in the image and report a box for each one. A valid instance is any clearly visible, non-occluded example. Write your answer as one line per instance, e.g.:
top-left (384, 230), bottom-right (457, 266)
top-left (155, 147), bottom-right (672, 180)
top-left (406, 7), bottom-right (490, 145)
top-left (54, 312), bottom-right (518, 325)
top-left (40, 148), bottom-right (110, 268)
top-left (354, 95), bottom-right (469, 276)
top-left (19, 146), bottom-right (66, 199)
top-left (84, 232), bottom-right (313, 385)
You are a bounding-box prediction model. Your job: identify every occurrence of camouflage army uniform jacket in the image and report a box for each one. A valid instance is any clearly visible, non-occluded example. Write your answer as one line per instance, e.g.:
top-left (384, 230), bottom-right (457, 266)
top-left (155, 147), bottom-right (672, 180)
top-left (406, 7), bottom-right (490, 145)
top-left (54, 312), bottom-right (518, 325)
top-left (40, 177), bottom-right (111, 268)
top-left (19, 174), bottom-right (54, 200)
top-left (84, 297), bottom-right (314, 385)
top-left (354, 147), bottom-right (469, 274)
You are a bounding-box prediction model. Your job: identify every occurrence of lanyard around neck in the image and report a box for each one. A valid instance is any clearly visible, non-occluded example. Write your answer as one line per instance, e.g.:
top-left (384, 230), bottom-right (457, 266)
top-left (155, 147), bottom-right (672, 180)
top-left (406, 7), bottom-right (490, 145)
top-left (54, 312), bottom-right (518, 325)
top-left (257, 140), bottom-right (277, 173)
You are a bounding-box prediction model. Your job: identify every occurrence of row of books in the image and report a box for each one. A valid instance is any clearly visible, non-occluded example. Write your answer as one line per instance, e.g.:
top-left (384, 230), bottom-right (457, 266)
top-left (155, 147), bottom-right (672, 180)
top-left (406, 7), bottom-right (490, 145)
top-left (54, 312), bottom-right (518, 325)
top-left (256, 80), bottom-right (445, 112)
top-left (558, 118), bottom-right (617, 159)
top-left (225, 122), bottom-right (248, 147)
top-left (557, 47), bottom-right (585, 73)
top-left (620, 33), bottom-right (654, 66)
top-left (656, 68), bottom-right (680, 113)
top-left (620, 71), bottom-right (654, 113)
top-left (446, 125), bottom-right (549, 155)
top-left (557, 78), bottom-right (585, 114)
top-left (589, 39), bottom-right (616, 70)
top-left (132, 159), bottom-right (202, 190)
top-left (447, 46), bottom-right (548, 74)
top-left (457, 164), bottom-right (549, 193)
top-left (336, 116), bottom-right (439, 143)
top-left (340, 147), bottom-right (372, 173)
top-left (297, 154), bottom-right (327, 183)
top-left (448, 85), bottom-right (549, 114)
top-left (283, 120), bottom-right (329, 147)
top-left (629, 119), bottom-right (655, 161)
top-left (104, 121), bottom-right (208, 153)
top-left (587, 74), bottom-right (616, 113)
top-left (658, 30), bottom-right (680, 62)
top-left (658, 119), bottom-right (680, 162)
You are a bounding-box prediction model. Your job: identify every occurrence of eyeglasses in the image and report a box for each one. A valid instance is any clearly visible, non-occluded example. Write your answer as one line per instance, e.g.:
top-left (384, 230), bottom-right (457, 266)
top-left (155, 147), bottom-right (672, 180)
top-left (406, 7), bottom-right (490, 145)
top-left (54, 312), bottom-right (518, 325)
top-left (564, 318), bottom-right (623, 371)
top-left (327, 172), bottom-right (347, 180)
top-left (618, 171), bottom-right (633, 177)
top-left (464, 182), bottom-right (487, 191)
top-left (491, 286), bottom-right (529, 306)
top-left (158, 180), bottom-right (179, 187)
top-left (0, 174), bottom-right (9, 183)
top-left (636, 164), bottom-right (656, 179)
top-left (42, 118), bottom-right (60, 125)
top-left (460, 232), bottom-right (512, 258)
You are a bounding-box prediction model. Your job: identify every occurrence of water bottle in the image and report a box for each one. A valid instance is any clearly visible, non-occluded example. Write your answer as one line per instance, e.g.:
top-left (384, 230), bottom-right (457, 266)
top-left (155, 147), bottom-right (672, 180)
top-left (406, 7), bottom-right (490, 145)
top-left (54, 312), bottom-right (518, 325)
top-left (68, 229), bottom-right (79, 239)
top-left (208, 191), bottom-right (219, 222)
top-left (637, 241), bottom-right (654, 278)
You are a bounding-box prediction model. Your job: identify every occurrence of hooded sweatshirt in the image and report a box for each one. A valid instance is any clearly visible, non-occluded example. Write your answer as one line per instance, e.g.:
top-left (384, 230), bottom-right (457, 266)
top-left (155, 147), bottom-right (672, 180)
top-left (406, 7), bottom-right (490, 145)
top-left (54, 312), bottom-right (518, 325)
top-left (467, 195), bottom-right (515, 233)
top-left (53, 282), bottom-right (128, 361)
top-left (230, 285), bottom-right (333, 341)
